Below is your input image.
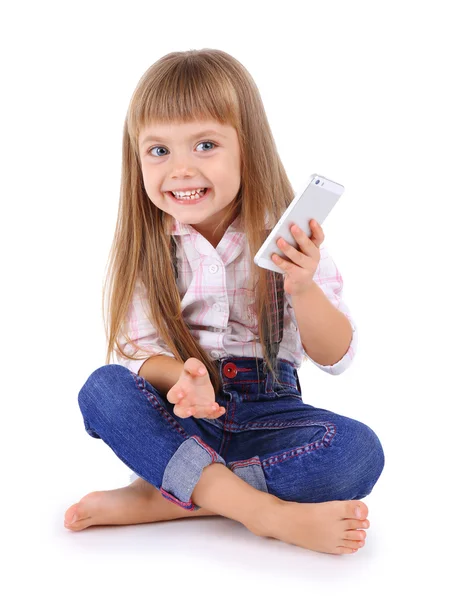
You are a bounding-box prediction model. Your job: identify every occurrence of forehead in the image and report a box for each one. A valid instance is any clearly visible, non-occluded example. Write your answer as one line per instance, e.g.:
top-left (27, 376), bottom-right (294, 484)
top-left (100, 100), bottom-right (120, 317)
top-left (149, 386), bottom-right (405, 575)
top-left (139, 120), bottom-right (234, 145)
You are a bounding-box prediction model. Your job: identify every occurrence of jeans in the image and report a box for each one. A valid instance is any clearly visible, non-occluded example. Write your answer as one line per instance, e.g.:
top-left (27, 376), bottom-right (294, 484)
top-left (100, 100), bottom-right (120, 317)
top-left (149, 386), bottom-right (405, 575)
top-left (78, 356), bottom-right (385, 511)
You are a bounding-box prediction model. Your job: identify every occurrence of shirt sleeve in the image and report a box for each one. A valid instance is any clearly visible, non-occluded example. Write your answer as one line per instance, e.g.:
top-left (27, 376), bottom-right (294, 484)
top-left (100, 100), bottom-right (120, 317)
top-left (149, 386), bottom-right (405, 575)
top-left (115, 279), bottom-right (175, 374)
top-left (285, 245), bottom-right (358, 375)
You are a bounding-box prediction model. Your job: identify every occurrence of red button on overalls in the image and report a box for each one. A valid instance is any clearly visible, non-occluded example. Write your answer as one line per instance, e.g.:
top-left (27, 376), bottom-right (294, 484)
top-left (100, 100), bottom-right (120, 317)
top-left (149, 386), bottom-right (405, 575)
top-left (223, 362), bottom-right (238, 378)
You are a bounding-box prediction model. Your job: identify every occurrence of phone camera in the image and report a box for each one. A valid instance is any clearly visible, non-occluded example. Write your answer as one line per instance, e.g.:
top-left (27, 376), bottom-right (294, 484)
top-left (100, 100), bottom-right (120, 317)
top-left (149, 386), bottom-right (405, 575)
top-left (315, 179), bottom-right (320, 185)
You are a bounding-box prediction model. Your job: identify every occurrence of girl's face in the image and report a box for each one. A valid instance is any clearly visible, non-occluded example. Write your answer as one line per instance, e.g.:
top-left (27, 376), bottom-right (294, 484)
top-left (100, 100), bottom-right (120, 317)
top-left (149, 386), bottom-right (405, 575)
top-left (138, 120), bottom-right (241, 247)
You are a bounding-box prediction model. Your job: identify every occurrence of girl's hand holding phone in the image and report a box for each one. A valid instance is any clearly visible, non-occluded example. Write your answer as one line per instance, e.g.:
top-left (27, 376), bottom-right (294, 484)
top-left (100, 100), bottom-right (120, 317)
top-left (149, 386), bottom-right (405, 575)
top-left (272, 220), bottom-right (325, 296)
top-left (167, 357), bottom-right (226, 420)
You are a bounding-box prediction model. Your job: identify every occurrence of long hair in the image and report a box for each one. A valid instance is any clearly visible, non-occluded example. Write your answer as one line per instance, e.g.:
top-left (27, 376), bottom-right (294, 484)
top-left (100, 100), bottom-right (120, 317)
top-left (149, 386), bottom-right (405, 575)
top-left (102, 48), bottom-right (303, 396)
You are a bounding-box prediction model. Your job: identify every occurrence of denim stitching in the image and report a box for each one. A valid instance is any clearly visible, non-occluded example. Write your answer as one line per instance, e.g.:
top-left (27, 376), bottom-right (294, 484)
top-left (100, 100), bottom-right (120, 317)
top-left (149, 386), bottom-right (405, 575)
top-left (262, 422), bottom-right (337, 468)
top-left (223, 379), bottom-right (299, 392)
top-left (160, 487), bottom-right (198, 510)
top-left (224, 377), bottom-right (281, 385)
top-left (131, 371), bottom-right (188, 437)
top-left (219, 393), bottom-right (233, 457)
top-left (216, 418), bottom-right (334, 432)
top-left (223, 395), bottom-right (236, 457)
top-left (193, 436), bottom-right (219, 462)
top-left (229, 456), bottom-right (261, 469)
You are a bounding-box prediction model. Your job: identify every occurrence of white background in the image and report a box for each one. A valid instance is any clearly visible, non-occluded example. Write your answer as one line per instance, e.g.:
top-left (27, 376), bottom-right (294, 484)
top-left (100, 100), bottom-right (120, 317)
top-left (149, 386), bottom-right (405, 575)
top-left (1, 0), bottom-right (454, 597)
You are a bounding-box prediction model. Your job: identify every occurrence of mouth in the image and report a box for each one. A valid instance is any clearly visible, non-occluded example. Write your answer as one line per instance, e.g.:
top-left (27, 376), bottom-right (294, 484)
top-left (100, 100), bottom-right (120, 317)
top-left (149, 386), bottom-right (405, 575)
top-left (166, 188), bottom-right (210, 205)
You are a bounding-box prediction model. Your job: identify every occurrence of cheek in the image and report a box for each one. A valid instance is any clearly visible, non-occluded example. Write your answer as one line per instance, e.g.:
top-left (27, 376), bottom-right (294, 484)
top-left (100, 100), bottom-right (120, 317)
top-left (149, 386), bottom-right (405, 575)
top-left (141, 170), bottom-right (160, 195)
top-left (211, 165), bottom-right (241, 196)
top-left (141, 177), bottom-right (163, 207)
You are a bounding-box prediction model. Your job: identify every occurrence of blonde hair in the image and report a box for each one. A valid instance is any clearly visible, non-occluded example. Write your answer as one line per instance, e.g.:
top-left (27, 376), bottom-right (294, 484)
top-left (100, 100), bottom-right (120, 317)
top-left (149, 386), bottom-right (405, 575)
top-left (102, 48), bottom-right (301, 396)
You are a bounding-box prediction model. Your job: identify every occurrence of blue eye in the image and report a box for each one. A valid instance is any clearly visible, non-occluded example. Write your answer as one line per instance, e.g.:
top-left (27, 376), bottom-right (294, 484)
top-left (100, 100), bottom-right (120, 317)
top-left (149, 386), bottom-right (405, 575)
top-left (150, 146), bottom-right (168, 157)
top-left (196, 141), bottom-right (216, 152)
top-left (148, 141), bottom-right (217, 157)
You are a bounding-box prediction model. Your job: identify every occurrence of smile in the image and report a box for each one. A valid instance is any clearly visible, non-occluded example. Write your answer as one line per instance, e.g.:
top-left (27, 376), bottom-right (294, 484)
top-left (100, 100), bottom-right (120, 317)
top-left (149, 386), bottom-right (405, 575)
top-left (166, 188), bottom-right (211, 205)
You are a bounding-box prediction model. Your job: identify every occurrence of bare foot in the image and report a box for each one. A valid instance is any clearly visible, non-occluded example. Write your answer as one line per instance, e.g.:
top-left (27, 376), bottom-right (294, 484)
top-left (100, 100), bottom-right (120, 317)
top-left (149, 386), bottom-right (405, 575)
top-left (248, 498), bottom-right (370, 555)
top-left (64, 477), bottom-right (218, 531)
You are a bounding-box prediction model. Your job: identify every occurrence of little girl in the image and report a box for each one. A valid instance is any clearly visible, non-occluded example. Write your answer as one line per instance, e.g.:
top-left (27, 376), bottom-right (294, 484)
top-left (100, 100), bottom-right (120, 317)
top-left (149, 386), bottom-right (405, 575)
top-left (64, 48), bottom-right (384, 555)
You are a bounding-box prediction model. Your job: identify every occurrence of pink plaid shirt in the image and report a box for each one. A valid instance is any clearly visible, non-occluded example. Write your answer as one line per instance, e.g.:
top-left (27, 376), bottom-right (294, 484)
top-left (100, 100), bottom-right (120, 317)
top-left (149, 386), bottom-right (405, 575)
top-left (115, 214), bottom-right (358, 376)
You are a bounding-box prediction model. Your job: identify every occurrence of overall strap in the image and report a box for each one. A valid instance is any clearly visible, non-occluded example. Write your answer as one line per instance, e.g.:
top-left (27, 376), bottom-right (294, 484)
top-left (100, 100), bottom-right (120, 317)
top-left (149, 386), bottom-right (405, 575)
top-left (262, 269), bottom-right (284, 374)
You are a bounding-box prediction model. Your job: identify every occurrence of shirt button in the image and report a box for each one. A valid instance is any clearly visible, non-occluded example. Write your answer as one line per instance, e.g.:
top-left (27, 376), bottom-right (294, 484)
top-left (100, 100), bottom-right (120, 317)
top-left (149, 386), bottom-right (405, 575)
top-left (213, 303), bottom-right (221, 311)
top-left (209, 264), bottom-right (219, 273)
top-left (210, 350), bottom-right (221, 358)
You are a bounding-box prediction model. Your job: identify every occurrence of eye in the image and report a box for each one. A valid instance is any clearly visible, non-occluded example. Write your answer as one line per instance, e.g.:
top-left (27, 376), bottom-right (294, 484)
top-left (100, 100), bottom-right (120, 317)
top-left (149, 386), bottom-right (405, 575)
top-left (196, 141), bottom-right (217, 152)
top-left (148, 140), bottom-right (218, 157)
top-left (149, 146), bottom-right (168, 157)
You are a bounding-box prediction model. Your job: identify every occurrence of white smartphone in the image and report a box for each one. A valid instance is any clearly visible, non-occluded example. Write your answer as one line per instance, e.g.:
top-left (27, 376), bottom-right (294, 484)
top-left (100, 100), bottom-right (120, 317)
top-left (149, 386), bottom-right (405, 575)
top-left (253, 174), bottom-right (344, 274)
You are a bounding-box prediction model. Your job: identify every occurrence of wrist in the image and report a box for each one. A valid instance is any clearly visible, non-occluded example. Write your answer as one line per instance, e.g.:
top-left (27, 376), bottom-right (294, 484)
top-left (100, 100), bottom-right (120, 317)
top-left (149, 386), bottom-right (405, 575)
top-left (290, 280), bottom-right (317, 299)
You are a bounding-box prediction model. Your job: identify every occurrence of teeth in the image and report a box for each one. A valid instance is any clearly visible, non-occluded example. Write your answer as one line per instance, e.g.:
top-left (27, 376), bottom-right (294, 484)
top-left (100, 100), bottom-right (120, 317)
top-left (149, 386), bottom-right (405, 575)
top-left (172, 188), bottom-right (205, 198)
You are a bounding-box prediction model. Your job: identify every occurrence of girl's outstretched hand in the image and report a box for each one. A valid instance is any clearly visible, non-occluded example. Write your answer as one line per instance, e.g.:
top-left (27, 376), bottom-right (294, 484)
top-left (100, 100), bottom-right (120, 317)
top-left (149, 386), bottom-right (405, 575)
top-left (167, 357), bottom-right (226, 420)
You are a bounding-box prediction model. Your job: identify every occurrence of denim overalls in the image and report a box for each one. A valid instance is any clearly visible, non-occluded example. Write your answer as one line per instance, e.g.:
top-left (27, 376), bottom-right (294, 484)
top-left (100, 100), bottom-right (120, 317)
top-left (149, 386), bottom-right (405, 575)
top-left (79, 356), bottom-right (385, 510)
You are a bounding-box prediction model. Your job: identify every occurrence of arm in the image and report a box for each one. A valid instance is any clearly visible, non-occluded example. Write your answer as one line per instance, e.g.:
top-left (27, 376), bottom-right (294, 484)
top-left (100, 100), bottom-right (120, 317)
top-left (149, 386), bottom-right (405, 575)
top-left (138, 355), bottom-right (185, 396)
top-left (291, 281), bottom-right (353, 366)
top-left (284, 245), bottom-right (358, 375)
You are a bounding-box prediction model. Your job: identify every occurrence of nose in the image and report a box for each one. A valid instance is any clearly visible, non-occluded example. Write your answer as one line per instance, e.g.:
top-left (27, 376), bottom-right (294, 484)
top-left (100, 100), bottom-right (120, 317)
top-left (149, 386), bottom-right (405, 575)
top-left (171, 167), bottom-right (196, 179)
top-left (168, 150), bottom-right (198, 175)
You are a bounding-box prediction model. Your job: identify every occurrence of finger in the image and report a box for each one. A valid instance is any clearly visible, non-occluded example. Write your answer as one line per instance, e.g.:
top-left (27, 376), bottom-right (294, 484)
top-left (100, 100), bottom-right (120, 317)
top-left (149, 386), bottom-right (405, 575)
top-left (187, 404), bottom-right (226, 419)
top-left (167, 386), bottom-right (186, 405)
top-left (195, 406), bottom-right (226, 420)
top-left (183, 357), bottom-right (207, 377)
top-left (174, 400), bottom-right (216, 419)
top-left (309, 220), bottom-right (325, 247)
top-left (277, 237), bottom-right (310, 265)
top-left (272, 253), bottom-right (292, 269)
top-left (186, 402), bottom-right (222, 416)
top-left (290, 224), bottom-right (320, 256)
top-left (175, 406), bottom-right (198, 419)
top-left (296, 222), bottom-right (324, 252)
top-left (175, 398), bottom-right (212, 415)
top-left (272, 250), bottom-right (308, 272)
top-left (174, 404), bottom-right (219, 419)
top-left (203, 407), bottom-right (226, 420)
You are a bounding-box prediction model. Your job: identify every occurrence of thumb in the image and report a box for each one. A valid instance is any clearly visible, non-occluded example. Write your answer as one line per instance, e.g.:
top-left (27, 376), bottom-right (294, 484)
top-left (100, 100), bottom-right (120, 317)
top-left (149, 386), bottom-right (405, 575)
top-left (184, 357), bottom-right (208, 378)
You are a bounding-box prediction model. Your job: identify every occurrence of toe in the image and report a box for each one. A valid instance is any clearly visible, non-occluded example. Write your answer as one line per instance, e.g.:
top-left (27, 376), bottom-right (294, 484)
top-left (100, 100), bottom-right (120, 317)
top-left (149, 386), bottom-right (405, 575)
top-left (64, 507), bottom-right (92, 531)
top-left (64, 497), bottom-right (93, 528)
top-left (339, 538), bottom-right (365, 550)
top-left (343, 518), bottom-right (370, 530)
top-left (344, 500), bottom-right (368, 520)
top-left (344, 529), bottom-right (366, 541)
top-left (65, 516), bottom-right (92, 531)
top-left (64, 504), bottom-right (79, 527)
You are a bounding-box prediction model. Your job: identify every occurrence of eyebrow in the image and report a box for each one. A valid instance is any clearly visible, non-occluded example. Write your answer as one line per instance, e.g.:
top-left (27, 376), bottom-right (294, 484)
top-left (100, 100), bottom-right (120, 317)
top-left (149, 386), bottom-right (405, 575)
top-left (140, 129), bottom-right (227, 147)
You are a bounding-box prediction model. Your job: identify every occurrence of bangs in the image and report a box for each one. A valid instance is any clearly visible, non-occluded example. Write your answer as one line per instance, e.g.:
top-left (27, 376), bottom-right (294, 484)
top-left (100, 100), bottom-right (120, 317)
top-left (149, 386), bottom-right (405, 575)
top-left (127, 54), bottom-right (241, 141)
